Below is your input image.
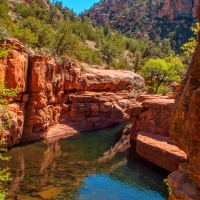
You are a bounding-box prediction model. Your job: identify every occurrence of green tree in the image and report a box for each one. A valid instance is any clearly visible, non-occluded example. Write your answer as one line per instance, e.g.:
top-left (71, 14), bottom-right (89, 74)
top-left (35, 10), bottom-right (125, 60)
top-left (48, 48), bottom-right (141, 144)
top-left (100, 36), bottom-right (125, 64)
top-left (14, 27), bottom-right (38, 47)
top-left (111, 57), bottom-right (130, 70)
top-left (142, 57), bottom-right (184, 94)
top-left (181, 23), bottom-right (199, 64)
top-left (0, 0), bottom-right (9, 19)
top-left (53, 20), bottom-right (79, 57)
top-left (132, 52), bottom-right (142, 73)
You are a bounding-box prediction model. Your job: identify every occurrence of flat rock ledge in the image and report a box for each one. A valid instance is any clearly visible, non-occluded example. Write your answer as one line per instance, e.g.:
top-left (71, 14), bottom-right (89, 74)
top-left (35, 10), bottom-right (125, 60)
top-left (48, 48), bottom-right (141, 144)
top-left (168, 167), bottom-right (200, 200)
top-left (136, 132), bottom-right (187, 172)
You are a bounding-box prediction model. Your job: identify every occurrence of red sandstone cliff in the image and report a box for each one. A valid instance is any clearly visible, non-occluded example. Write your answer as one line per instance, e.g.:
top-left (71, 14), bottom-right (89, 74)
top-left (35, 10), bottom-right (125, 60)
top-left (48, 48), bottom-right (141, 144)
top-left (84, 0), bottom-right (198, 49)
top-left (0, 38), bottom-right (145, 147)
top-left (167, 2), bottom-right (200, 199)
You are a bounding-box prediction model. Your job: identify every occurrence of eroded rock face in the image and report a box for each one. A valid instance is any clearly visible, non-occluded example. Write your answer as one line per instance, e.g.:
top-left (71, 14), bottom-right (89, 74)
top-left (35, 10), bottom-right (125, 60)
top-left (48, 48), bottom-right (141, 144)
top-left (0, 38), bottom-right (27, 147)
top-left (130, 96), bottom-right (175, 140)
top-left (0, 38), bottom-right (145, 146)
top-left (0, 103), bottom-right (24, 147)
top-left (136, 132), bottom-right (187, 172)
top-left (84, 0), bottom-right (198, 49)
top-left (23, 56), bottom-right (144, 142)
top-left (168, 165), bottom-right (200, 200)
top-left (1, 38), bottom-right (28, 93)
top-left (129, 95), bottom-right (187, 172)
top-left (169, 5), bottom-right (200, 190)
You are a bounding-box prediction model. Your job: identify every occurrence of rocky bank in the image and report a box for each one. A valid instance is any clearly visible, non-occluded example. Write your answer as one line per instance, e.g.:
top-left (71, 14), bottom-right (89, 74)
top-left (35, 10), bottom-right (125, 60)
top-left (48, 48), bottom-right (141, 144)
top-left (129, 95), bottom-right (187, 172)
top-left (0, 38), bottom-right (145, 147)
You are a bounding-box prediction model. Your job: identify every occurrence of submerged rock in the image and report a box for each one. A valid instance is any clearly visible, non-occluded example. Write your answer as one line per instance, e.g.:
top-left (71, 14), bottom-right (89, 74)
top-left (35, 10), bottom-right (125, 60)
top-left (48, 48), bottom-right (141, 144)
top-left (37, 187), bottom-right (64, 199)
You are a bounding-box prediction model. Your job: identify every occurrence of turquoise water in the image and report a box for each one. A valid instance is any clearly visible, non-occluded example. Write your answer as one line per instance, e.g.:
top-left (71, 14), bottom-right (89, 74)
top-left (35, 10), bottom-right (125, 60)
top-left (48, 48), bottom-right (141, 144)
top-left (2, 123), bottom-right (169, 200)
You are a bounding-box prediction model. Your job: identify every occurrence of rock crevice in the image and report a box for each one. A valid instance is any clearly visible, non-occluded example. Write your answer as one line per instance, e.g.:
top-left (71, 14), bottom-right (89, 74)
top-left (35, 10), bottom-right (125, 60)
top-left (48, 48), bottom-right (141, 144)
top-left (0, 38), bottom-right (145, 146)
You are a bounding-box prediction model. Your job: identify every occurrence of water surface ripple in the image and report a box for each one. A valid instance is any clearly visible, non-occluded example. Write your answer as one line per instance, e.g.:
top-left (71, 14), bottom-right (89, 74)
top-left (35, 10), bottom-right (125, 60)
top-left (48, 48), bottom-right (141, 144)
top-left (2, 123), bottom-right (168, 200)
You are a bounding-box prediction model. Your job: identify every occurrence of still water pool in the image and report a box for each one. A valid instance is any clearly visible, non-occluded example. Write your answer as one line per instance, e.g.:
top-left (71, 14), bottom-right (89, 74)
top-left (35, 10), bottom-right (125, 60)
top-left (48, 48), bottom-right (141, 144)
top-left (3, 123), bottom-right (169, 200)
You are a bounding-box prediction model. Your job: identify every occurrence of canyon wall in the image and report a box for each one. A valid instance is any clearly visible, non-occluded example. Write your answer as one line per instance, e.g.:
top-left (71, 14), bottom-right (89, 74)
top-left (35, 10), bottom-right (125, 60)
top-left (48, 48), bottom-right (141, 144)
top-left (84, 0), bottom-right (198, 49)
top-left (0, 38), bottom-right (145, 146)
top-left (167, 3), bottom-right (200, 199)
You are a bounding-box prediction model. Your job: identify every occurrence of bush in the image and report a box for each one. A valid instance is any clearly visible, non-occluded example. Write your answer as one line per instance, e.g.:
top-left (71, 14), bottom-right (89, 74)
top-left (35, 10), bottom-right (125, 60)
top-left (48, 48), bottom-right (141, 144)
top-left (157, 85), bottom-right (173, 95)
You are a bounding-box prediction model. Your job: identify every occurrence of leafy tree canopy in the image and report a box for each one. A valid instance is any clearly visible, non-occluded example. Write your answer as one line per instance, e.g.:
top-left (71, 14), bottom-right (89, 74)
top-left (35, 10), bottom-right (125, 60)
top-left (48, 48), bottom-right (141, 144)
top-left (142, 57), bottom-right (184, 94)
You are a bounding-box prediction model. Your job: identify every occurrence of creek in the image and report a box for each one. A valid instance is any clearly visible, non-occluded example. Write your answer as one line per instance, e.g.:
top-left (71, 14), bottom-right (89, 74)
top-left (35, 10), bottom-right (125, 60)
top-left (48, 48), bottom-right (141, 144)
top-left (3, 123), bottom-right (169, 200)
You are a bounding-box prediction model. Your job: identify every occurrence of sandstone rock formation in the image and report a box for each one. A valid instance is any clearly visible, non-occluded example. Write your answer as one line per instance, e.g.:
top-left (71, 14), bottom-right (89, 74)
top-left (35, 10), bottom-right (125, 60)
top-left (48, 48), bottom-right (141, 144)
top-left (168, 164), bottom-right (200, 200)
top-left (84, 0), bottom-right (198, 49)
top-left (136, 132), bottom-right (187, 172)
top-left (0, 38), bottom-right (145, 147)
top-left (129, 95), bottom-right (187, 172)
top-left (0, 38), bottom-right (27, 147)
top-left (130, 96), bottom-right (175, 139)
top-left (167, 2), bottom-right (200, 198)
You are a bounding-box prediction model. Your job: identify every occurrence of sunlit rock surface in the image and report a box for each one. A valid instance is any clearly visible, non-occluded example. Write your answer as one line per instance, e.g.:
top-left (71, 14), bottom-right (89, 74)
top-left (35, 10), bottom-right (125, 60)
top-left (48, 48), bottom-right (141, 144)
top-left (136, 132), bottom-right (187, 172)
top-left (0, 38), bottom-right (145, 146)
top-left (129, 95), bottom-right (187, 172)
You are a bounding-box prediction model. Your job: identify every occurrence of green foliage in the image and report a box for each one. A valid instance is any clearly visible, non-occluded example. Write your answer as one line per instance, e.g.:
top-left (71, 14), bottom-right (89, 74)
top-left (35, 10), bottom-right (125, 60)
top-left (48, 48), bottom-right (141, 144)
top-left (100, 36), bottom-right (125, 64)
top-left (14, 27), bottom-right (38, 47)
top-left (110, 57), bottom-right (130, 70)
top-left (53, 20), bottom-right (79, 56)
top-left (0, 24), bottom-right (9, 41)
top-left (163, 178), bottom-right (172, 195)
top-left (131, 52), bottom-right (142, 73)
top-left (0, 46), bottom-right (18, 200)
top-left (0, 0), bottom-right (9, 19)
top-left (75, 45), bottom-right (102, 64)
top-left (0, 45), bottom-right (10, 59)
top-left (87, 0), bottom-right (197, 52)
top-left (180, 23), bottom-right (199, 64)
top-left (142, 57), bottom-right (184, 94)
top-left (0, 0), bottom-right (183, 68)
top-left (157, 85), bottom-right (173, 95)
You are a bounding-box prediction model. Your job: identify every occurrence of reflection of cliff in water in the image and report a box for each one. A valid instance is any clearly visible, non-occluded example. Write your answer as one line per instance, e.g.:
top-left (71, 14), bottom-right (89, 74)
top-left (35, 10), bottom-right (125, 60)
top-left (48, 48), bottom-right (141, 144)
top-left (8, 155), bottom-right (25, 197)
top-left (40, 139), bottom-right (62, 172)
top-left (98, 124), bottom-right (131, 163)
top-left (3, 122), bottom-right (168, 199)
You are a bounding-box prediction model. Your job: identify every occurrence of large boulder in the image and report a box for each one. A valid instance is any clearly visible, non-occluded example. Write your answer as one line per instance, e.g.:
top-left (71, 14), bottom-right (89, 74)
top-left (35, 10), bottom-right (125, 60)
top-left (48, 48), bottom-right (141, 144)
top-left (136, 132), bottom-right (187, 172)
top-left (65, 67), bottom-right (145, 91)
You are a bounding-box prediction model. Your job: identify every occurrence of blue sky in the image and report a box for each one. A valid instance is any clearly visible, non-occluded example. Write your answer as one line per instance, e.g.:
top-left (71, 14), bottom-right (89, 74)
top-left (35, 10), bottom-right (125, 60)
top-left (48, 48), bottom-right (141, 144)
top-left (56, 0), bottom-right (101, 15)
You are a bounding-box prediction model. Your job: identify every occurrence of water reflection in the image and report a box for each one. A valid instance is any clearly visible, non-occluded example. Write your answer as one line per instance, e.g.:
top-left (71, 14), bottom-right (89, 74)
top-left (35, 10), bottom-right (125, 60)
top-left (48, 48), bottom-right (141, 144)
top-left (2, 123), bottom-right (168, 199)
top-left (8, 155), bottom-right (25, 197)
top-left (40, 139), bottom-right (62, 172)
top-left (98, 124), bottom-right (131, 163)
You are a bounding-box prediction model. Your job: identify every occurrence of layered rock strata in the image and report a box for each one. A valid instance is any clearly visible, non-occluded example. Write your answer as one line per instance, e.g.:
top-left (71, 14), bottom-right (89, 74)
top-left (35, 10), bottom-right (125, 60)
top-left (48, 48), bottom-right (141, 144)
top-left (167, 3), bottom-right (200, 199)
top-left (0, 38), bottom-right (28, 146)
top-left (136, 132), bottom-right (187, 172)
top-left (0, 38), bottom-right (145, 146)
top-left (129, 95), bottom-right (187, 172)
top-left (84, 0), bottom-right (198, 48)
